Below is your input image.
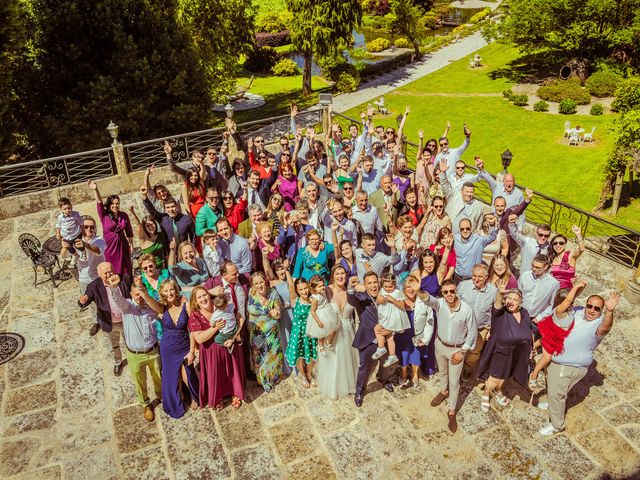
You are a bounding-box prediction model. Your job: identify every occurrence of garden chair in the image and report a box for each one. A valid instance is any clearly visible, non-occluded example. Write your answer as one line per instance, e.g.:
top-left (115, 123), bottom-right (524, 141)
top-left (469, 57), bottom-right (476, 68)
top-left (582, 126), bottom-right (596, 143)
top-left (563, 121), bottom-right (572, 138)
top-left (568, 130), bottom-right (580, 146)
top-left (18, 233), bottom-right (59, 287)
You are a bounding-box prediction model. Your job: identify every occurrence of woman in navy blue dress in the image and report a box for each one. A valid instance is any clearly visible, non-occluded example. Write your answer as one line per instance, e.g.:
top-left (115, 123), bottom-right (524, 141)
top-left (158, 278), bottom-right (200, 418)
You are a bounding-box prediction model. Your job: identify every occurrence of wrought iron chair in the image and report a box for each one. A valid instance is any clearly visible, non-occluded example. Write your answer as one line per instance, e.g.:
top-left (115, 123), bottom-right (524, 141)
top-left (18, 233), bottom-right (59, 287)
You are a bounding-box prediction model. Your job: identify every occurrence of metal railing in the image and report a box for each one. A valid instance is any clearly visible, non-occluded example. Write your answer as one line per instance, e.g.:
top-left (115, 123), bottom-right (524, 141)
top-left (331, 111), bottom-right (640, 270)
top-left (125, 110), bottom-right (323, 172)
top-left (0, 147), bottom-right (116, 197)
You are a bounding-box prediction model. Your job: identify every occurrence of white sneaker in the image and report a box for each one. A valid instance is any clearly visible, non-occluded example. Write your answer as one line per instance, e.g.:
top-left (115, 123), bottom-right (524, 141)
top-left (538, 423), bottom-right (564, 436)
top-left (371, 347), bottom-right (387, 360)
top-left (537, 401), bottom-right (548, 411)
top-left (383, 355), bottom-right (399, 368)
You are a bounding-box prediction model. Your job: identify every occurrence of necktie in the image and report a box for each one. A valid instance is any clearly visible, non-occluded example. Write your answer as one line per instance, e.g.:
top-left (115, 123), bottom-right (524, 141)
top-left (171, 219), bottom-right (179, 243)
top-left (251, 190), bottom-right (257, 204)
top-left (227, 283), bottom-right (238, 315)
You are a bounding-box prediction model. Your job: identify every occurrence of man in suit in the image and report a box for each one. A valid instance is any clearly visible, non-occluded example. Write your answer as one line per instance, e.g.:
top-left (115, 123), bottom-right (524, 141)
top-left (347, 272), bottom-right (395, 407)
top-left (204, 261), bottom-right (253, 378)
top-left (246, 168), bottom-right (277, 210)
top-left (79, 262), bottom-right (132, 376)
top-left (369, 176), bottom-right (401, 230)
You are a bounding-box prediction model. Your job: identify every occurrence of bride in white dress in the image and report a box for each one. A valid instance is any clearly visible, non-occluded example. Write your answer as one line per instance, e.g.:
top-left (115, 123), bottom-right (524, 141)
top-left (318, 265), bottom-right (359, 400)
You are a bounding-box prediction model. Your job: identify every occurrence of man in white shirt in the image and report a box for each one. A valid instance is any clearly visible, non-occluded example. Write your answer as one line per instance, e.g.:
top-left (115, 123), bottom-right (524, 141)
top-left (418, 279), bottom-right (477, 433)
top-left (351, 190), bottom-right (383, 236)
top-left (434, 126), bottom-right (471, 170)
top-left (509, 218), bottom-right (551, 275)
top-left (439, 160), bottom-right (485, 235)
top-left (539, 292), bottom-right (619, 436)
top-left (518, 254), bottom-right (560, 323)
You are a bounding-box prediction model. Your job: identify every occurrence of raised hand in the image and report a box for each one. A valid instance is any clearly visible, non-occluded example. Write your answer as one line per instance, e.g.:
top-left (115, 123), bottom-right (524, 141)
top-left (108, 273), bottom-right (120, 288)
top-left (525, 188), bottom-right (534, 201)
top-left (290, 103), bottom-right (298, 117)
top-left (508, 213), bottom-right (518, 224)
top-left (604, 292), bottom-right (620, 312)
top-left (571, 225), bottom-right (582, 238)
top-left (367, 105), bottom-right (375, 117)
top-left (247, 137), bottom-right (254, 149)
top-left (418, 129), bottom-right (424, 139)
top-left (574, 279), bottom-right (587, 290)
top-left (139, 185), bottom-right (148, 196)
top-left (163, 141), bottom-right (172, 157)
top-left (169, 238), bottom-right (177, 250)
top-left (87, 180), bottom-right (97, 190)
top-left (404, 106), bottom-right (410, 115)
top-left (438, 159), bottom-right (448, 173)
top-left (133, 274), bottom-right (143, 288)
top-left (474, 156), bottom-right (484, 170)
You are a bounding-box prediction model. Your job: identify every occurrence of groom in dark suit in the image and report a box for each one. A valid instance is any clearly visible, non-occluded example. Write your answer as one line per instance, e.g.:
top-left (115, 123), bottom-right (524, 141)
top-left (79, 262), bottom-right (131, 376)
top-left (348, 272), bottom-right (395, 407)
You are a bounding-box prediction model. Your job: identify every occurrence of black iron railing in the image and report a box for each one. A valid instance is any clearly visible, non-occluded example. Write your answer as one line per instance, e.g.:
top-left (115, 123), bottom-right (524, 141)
top-left (331, 111), bottom-right (640, 270)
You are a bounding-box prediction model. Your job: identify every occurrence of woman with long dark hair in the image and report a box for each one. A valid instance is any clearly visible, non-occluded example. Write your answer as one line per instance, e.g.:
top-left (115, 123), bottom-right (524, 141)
top-left (88, 180), bottom-right (133, 277)
top-left (181, 166), bottom-right (207, 220)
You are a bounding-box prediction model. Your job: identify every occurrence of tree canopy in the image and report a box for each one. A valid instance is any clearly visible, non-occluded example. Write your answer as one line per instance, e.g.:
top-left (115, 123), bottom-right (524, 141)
top-left (287, 0), bottom-right (362, 95)
top-left (486, 0), bottom-right (640, 68)
top-left (391, 0), bottom-right (427, 57)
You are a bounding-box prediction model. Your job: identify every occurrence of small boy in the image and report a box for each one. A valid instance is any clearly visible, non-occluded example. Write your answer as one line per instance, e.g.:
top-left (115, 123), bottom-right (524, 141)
top-left (56, 197), bottom-right (83, 265)
top-left (202, 229), bottom-right (222, 277)
top-left (210, 294), bottom-right (239, 352)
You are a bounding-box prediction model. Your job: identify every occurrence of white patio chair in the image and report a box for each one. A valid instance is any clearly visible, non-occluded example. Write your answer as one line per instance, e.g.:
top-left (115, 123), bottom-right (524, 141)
top-left (568, 130), bottom-right (580, 146)
top-left (563, 121), bottom-right (572, 138)
top-left (582, 126), bottom-right (596, 143)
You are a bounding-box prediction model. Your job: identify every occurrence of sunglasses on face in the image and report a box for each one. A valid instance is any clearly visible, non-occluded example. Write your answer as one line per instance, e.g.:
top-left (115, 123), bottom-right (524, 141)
top-left (537, 232), bottom-right (550, 238)
top-left (83, 225), bottom-right (96, 230)
top-left (440, 142), bottom-right (448, 147)
top-left (258, 155), bottom-right (267, 159)
top-left (142, 264), bottom-right (155, 271)
top-left (456, 166), bottom-right (465, 170)
top-left (223, 196), bottom-right (233, 201)
top-left (442, 289), bottom-right (456, 295)
top-left (553, 241), bottom-right (565, 246)
top-left (433, 204), bottom-right (444, 209)
top-left (460, 227), bottom-right (471, 232)
top-left (255, 139), bottom-right (264, 143)
top-left (586, 303), bottom-right (602, 312)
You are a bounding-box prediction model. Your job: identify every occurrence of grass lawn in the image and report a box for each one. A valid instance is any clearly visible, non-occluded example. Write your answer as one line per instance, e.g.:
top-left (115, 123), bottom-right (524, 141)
top-left (341, 42), bottom-right (636, 228)
top-left (253, 0), bottom-right (286, 15)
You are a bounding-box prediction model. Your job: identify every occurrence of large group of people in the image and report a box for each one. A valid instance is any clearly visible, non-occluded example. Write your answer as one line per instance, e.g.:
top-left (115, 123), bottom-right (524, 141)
top-left (60, 104), bottom-right (619, 434)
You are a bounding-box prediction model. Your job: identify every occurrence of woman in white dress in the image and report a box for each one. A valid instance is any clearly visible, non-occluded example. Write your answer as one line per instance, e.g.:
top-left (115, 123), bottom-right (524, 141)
top-left (317, 265), bottom-right (359, 400)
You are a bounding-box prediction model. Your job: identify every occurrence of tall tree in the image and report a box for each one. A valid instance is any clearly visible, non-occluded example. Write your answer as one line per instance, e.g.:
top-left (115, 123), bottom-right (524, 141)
top-left (0, 0), bottom-right (25, 161)
top-left (15, 0), bottom-right (212, 157)
top-left (287, 0), bottom-right (363, 95)
top-left (391, 0), bottom-right (426, 58)
top-left (178, 0), bottom-right (254, 102)
top-left (485, 0), bottom-right (640, 68)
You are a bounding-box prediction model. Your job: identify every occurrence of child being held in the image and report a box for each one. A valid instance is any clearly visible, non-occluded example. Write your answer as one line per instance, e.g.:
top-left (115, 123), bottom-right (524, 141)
top-left (202, 229), bottom-right (222, 277)
top-left (56, 197), bottom-right (83, 265)
top-left (529, 280), bottom-right (586, 389)
top-left (305, 275), bottom-right (339, 355)
top-left (373, 274), bottom-right (411, 368)
top-left (210, 294), bottom-right (239, 351)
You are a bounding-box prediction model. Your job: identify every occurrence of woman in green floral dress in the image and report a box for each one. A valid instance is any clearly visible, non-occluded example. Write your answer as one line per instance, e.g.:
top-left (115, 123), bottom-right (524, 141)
top-left (247, 272), bottom-right (284, 393)
top-left (284, 270), bottom-right (318, 388)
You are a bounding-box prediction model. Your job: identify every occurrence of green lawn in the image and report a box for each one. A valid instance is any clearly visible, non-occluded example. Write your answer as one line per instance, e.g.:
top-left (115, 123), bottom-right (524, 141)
top-left (342, 42), bottom-right (633, 227)
top-left (253, 0), bottom-right (286, 14)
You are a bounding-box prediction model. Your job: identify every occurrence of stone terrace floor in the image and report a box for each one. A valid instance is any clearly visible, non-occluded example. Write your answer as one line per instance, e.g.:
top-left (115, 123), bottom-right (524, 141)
top-left (1, 196), bottom-right (640, 480)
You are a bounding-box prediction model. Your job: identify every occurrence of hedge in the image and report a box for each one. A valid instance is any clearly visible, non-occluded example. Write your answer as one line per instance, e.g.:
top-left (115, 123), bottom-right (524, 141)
top-left (537, 79), bottom-right (591, 105)
top-left (585, 70), bottom-right (623, 97)
top-left (366, 37), bottom-right (391, 53)
top-left (558, 99), bottom-right (577, 114)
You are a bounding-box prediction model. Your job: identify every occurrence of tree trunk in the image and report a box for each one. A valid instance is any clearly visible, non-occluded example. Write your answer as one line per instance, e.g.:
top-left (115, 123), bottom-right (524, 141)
top-left (610, 167), bottom-right (626, 215)
top-left (302, 53), bottom-right (312, 96)
top-left (629, 168), bottom-right (634, 196)
top-left (413, 40), bottom-right (421, 60)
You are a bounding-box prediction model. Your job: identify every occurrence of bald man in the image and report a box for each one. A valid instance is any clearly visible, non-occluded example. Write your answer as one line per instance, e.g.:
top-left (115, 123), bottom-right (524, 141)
top-left (79, 262), bottom-right (132, 376)
top-left (475, 157), bottom-right (525, 225)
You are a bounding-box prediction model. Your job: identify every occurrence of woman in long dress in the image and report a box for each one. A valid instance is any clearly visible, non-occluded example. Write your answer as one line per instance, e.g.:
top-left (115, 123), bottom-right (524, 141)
top-left (157, 278), bottom-right (200, 418)
top-left (317, 265), bottom-right (359, 400)
top-left (247, 272), bottom-right (284, 393)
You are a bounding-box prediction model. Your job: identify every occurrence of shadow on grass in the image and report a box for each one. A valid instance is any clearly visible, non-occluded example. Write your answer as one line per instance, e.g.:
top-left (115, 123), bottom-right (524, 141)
top-left (488, 50), bottom-right (568, 85)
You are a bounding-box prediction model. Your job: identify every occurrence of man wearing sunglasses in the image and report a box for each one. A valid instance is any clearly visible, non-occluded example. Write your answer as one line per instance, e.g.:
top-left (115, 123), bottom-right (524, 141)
top-left (540, 291), bottom-right (620, 436)
top-left (439, 160), bottom-right (484, 235)
top-left (434, 123), bottom-right (471, 171)
top-left (509, 215), bottom-right (551, 275)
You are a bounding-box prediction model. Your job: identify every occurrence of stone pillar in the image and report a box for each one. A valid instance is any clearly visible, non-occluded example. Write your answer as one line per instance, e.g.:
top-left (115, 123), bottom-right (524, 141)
top-left (112, 141), bottom-right (128, 176)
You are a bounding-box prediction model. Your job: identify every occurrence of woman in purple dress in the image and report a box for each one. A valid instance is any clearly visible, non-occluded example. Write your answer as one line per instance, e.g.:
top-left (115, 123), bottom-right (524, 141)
top-left (395, 277), bottom-right (429, 388)
top-left (158, 278), bottom-right (200, 418)
top-left (88, 180), bottom-right (133, 277)
top-left (273, 162), bottom-right (300, 212)
top-left (188, 286), bottom-right (245, 409)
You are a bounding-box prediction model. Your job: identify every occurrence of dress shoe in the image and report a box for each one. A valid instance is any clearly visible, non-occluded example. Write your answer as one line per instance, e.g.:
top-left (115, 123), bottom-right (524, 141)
top-left (114, 363), bottom-right (124, 376)
top-left (354, 393), bottom-right (363, 407)
top-left (143, 405), bottom-right (155, 422)
top-left (383, 382), bottom-right (394, 393)
top-left (89, 324), bottom-right (100, 336)
top-left (430, 391), bottom-right (449, 407)
top-left (448, 413), bottom-right (458, 433)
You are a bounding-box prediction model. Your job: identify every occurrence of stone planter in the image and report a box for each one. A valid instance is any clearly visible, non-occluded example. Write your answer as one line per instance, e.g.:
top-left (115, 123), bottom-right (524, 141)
top-left (626, 279), bottom-right (640, 304)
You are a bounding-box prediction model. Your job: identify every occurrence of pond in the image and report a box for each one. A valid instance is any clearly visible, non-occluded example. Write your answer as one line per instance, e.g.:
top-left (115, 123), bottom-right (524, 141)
top-left (287, 26), bottom-right (453, 75)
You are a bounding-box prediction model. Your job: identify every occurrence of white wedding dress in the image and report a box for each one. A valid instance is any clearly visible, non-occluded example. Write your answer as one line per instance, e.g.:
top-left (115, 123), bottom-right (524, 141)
top-left (317, 301), bottom-right (359, 400)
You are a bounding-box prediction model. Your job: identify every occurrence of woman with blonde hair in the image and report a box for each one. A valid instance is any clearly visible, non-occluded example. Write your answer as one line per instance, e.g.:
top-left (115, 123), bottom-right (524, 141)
top-left (157, 278), bottom-right (200, 418)
top-left (488, 254), bottom-right (518, 290)
top-left (137, 253), bottom-right (171, 301)
top-left (188, 285), bottom-right (245, 409)
top-left (168, 241), bottom-right (210, 298)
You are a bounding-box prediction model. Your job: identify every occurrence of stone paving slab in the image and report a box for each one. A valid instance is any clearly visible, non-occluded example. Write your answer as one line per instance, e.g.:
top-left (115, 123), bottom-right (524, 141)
top-left (1, 196), bottom-right (640, 479)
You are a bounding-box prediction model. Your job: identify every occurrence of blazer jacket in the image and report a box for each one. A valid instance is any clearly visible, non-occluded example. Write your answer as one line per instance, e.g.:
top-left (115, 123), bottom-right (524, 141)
top-left (79, 275), bottom-right (132, 333)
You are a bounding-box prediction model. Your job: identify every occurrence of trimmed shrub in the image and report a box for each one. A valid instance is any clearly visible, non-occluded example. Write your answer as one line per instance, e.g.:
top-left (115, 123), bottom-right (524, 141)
top-left (469, 7), bottom-right (491, 23)
top-left (317, 54), bottom-right (348, 81)
top-left (335, 72), bottom-right (361, 93)
top-left (558, 99), bottom-right (577, 114)
top-left (423, 11), bottom-right (438, 30)
top-left (533, 100), bottom-right (549, 112)
top-left (349, 47), bottom-right (375, 59)
top-left (243, 46), bottom-right (278, 73)
top-left (394, 37), bottom-right (412, 49)
top-left (256, 11), bottom-right (293, 33)
top-left (256, 31), bottom-right (290, 48)
top-left (537, 79), bottom-right (591, 105)
top-left (502, 89), bottom-right (514, 100)
top-left (271, 58), bottom-right (300, 76)
top-left (353, 60), bottom-right (367, 73)
top-left (611, 77), bottom-right (640, 113)
top-left (585, 70), bottom-right (623, 97)
top-left (512, 94), bottom-right (528, 106)
top-left (366, 37), bottom-right (392, 53)
top-left (329, 62), bottom-right (360, 83)
top-left (590, 103), bottom-right (604, 115)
